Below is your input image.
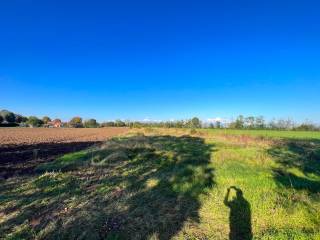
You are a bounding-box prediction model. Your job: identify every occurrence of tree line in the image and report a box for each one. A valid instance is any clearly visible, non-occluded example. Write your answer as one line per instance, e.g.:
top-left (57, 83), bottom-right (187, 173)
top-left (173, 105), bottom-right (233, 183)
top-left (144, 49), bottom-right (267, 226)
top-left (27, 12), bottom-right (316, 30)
top-left (0, 110), bottom-right (99, 128)
top-left (0, 110), bottom-right (319, 131)
top-left (227, 115), bottom-right (319, 131)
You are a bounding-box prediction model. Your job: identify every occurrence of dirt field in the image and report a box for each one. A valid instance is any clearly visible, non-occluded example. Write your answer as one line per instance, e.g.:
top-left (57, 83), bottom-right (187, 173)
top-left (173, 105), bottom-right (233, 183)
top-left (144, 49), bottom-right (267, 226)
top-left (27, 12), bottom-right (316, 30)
top-left (0, 127), bottom-right (129, 178)
top-left (0, 127), bottom-right (129, 146)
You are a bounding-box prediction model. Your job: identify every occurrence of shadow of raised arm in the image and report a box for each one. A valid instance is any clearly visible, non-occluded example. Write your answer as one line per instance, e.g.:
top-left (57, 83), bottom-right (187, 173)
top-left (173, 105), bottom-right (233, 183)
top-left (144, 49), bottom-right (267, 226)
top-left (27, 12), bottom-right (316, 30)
top-left (224, 187), bottom-right (231, 207)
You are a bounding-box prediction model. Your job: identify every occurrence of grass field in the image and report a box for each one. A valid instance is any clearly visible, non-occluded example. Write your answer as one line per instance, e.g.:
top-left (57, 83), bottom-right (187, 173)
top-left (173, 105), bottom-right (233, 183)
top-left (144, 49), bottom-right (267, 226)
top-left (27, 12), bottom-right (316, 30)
top-left (1, 128), bottom-right (320, 239)
top-left (201, 128), bottom-right (320, 139)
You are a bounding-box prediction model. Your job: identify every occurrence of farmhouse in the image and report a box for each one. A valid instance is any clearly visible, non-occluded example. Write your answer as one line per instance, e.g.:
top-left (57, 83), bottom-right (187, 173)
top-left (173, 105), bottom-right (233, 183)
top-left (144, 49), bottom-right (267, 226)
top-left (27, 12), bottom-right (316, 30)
top-left (47, 119), bottom-right (62, 128)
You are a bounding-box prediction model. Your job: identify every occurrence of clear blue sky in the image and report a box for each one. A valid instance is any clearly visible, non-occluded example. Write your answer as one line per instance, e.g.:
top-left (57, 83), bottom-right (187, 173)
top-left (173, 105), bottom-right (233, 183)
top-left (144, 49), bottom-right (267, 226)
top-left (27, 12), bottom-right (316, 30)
top-left (1, 0), bottom-right (319, 122)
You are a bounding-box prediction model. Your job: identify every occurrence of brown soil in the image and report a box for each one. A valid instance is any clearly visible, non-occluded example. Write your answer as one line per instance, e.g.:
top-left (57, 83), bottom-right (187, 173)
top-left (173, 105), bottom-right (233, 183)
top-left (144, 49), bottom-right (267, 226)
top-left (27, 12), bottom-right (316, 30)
top-left (0, 127), bottom-right (129, 178)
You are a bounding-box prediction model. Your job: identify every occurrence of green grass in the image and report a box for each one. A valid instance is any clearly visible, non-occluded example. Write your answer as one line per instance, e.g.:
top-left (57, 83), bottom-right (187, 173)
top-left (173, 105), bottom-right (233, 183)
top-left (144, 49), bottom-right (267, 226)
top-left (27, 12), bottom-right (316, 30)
top-left (0, 129), bottom-right (320, 239)
top-left (201, 128), bottom-right (320, 140)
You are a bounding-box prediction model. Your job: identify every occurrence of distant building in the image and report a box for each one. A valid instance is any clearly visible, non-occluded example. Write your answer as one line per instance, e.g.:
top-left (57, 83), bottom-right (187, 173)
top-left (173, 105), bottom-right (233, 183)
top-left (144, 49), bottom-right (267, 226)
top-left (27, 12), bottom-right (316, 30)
top-left (47, 119), bottom-right (62, 128)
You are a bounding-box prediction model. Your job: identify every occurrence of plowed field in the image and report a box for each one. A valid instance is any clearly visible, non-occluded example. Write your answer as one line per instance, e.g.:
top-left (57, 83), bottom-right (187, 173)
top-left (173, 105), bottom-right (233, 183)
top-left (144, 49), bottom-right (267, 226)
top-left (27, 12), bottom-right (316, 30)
top-left (0, 127), bottom-right (129, 178)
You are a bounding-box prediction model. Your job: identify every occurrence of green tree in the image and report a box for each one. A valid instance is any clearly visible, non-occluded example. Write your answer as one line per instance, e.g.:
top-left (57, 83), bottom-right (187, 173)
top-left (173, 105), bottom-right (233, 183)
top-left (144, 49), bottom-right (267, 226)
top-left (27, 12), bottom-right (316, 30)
top-left (42, 116), bottom-right (51, 124)
top-left (84, 119), bottom-right (99, 128)
top-left (294, 123), bottom-right (317, 131)
top-left (186, 117), bottom-right (201, 128)
top-left (255, 116), bottom-right (265, 129)
top-left (69, 117), bottom-right (83, 128)
top-left (0, 110), bottom-right (15, 123)
top-left (27, 116), bottom-right (43, 127)
top-left (245, 116), bottom-right (255, 129)
top-left (115, 119), bottom-right (126, 127)
top-left (175, 120), bottom-right (184, 128)
top-left (132, 121), bottom-right (143, 128)
top-left (0, 115), bottom-right (3, 123)
top-left (234, 115), bottom-right (245, 129)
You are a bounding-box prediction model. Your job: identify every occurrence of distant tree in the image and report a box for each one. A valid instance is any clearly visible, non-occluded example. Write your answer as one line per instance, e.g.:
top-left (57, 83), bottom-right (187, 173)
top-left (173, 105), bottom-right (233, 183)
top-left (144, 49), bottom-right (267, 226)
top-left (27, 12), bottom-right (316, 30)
top-left (295, 124), bottom-right (314, 131)
top-left (175, 120), bottom-right (185, 128)
top-left (278, 119), bottom-right (287, 129)
top-left (84, 119), bottom-right (99, 128)
top-left (276, 118), bottom-right (294, 130)
top-left (233, 115), bottom-right (245, 129)
top-left (27, 116), bottom-right (43, 127)
top-left (22, 116), bottom-right (28, 123)
top-left (216, 121), bottom-right (222, 128)
top-left (125, 121), bottom-right (133, 128)
top-left (245, 116), bottom-right (255, 129)
top-left (268, 118), bottom-right (295, 130)
top-left (186, 117), bottom-right (201, 128)
top-left (294, 120), bottom-right (319, 131)
top-left (132, 121), bottom-right (143, 128)
top-left (164, 121), bottom-right (172, 128)
top-left (255, 116), bottom-right (265, 129)
top-left (115, 119), bottom-right (126, 127)
top-left (0, 115), bottom-right (3, 123)
top-left (11, 114), bottom-right (28, 124)
top-left (14, 114), bottom-right (21, 123)
top-left (185, 119), bottom-right (191, 128)
top-left (42, 116), bottom-right (51, 124)
top-left (284, 118), bottom-right (295, 130)
top-left (0, 110), bottom-right (15, 123)
top-left (69, 117), bottom-right (83, 128)
top-left (268, 119), bottom-right (278, 129)
top-left (100, 121), bottom-right (115, 127)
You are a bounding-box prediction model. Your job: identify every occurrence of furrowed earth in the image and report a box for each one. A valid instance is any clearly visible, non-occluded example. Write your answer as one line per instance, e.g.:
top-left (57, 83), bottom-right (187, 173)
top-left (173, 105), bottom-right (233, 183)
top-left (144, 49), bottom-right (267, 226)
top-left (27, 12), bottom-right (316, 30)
top-left (0, 127), bottom-right (129, 178)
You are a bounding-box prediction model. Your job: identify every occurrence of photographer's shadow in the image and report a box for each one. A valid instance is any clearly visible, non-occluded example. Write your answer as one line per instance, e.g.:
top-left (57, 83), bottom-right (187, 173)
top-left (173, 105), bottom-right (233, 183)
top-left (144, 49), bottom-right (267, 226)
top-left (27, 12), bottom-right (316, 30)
top-left (224, 186), bottom-right (252, 240)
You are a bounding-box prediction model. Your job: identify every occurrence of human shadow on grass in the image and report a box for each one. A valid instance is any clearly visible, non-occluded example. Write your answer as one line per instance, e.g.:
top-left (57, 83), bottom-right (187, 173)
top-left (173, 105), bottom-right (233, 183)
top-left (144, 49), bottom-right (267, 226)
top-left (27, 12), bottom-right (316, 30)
top-left (267, 139), bottom-right (320, 194)
top-left (0, 135), bottom-right (215, 240)
top-left (224, 186), bottom-right (252, 240)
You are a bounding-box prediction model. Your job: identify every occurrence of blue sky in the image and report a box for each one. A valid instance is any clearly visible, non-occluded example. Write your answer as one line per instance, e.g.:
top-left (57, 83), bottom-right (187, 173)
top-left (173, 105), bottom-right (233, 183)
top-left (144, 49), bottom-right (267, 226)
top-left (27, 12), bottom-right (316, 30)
top-left (1, 0), bottom-right (319, 122)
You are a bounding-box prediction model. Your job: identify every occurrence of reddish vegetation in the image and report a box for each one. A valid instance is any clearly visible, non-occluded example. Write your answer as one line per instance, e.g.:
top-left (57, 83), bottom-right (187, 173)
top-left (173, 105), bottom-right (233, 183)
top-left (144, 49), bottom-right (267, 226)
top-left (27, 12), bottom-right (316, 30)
top-left (0, 127), bottom-right (129, 178)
